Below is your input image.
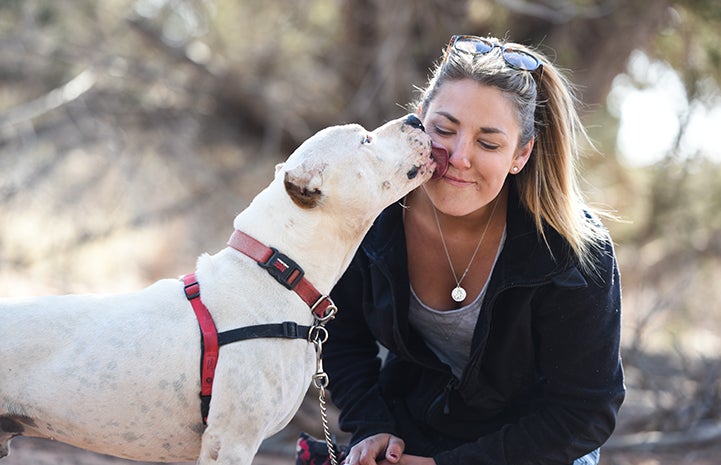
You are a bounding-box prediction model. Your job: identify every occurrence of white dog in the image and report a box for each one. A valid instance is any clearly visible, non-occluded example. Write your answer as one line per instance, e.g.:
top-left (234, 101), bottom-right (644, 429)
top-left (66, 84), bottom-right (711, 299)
top-left (0, 115), bottom-right (442, 465)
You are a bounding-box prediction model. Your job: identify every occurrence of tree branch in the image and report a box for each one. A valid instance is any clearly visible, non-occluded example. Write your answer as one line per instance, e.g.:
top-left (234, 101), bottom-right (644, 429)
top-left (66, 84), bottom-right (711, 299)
top-left (0, 69), bottom-right (96, 129)
top-left (495, 0), bottom-right (615, 23)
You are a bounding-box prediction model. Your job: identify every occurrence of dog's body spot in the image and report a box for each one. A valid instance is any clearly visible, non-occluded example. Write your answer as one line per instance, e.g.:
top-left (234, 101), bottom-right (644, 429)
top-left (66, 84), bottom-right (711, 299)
top-left (123, 432), bottom-right (141, 442)
top-left (407, 165), bottom-right (421, 179)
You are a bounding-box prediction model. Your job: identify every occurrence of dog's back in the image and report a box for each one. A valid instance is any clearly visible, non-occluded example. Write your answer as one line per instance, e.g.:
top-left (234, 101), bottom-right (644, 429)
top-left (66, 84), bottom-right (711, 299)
top-left (0, 280), bottom-right (204, 461)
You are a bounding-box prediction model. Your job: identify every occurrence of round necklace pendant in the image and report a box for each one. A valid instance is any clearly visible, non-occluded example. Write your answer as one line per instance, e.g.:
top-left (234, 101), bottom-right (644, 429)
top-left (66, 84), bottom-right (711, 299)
top-left (451, 286), bottom-right (467, 302)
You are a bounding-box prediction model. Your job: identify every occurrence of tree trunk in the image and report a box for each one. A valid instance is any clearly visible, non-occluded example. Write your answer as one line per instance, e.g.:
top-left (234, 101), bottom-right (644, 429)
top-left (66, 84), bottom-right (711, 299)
top-left (501, 0), bottom-right (672, 109)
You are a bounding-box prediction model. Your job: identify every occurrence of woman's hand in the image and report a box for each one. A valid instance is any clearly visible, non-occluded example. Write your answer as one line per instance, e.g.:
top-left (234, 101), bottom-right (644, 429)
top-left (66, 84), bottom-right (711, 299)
top-left (343, 434), bottom-right (436, 465)
top-left (377, 454), bottom-right (436, 465)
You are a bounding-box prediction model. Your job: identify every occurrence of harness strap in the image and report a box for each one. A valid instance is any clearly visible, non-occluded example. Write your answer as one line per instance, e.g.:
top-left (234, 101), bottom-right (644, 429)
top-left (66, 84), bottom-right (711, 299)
top-left (182, 274), bottom-right (311, 424)
top-left (227, 230), bottom-right (336, 320)
top-left (218, 322), bottom-right (311, 346)
top-left (183, 273), bottom-right (218, 424)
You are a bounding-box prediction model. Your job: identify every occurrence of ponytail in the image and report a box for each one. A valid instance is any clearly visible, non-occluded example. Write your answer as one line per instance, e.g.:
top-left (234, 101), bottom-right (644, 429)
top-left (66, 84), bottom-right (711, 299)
top-left (515, 56), bottom-right (608, 273)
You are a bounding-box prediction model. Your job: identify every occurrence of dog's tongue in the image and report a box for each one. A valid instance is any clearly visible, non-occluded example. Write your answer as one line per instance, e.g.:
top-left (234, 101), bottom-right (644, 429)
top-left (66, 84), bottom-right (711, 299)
top-left (430, 142), bottom-right (449, 179)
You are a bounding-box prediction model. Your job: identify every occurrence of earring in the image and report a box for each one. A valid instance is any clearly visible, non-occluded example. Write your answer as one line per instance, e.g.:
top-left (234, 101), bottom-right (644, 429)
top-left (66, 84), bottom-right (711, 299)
top-left (512, 166), bottom-right (519, 173)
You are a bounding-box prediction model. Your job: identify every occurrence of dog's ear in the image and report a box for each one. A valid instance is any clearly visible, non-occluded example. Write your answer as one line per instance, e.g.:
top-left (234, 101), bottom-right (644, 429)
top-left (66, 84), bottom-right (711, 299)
top-left (274, 162), bottom-right (285, 176)
top-left (284, 166), bottom-right (323, 209)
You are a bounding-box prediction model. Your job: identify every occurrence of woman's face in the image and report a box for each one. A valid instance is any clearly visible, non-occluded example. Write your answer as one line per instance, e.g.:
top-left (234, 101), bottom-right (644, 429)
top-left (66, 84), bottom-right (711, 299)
top-left (421, 78), bottom-right (533, 217)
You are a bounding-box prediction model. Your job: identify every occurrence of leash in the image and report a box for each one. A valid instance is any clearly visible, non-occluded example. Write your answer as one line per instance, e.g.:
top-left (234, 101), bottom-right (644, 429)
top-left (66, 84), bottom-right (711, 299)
top-left (183, 230), bottom-right (339, 465)
top-left (308, 323), bottom-right (339, 465)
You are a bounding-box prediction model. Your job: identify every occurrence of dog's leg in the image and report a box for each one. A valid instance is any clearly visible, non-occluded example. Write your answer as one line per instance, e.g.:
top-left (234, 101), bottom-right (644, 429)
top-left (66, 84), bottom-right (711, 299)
top-left (0, 415), bottom-right (28, 460)
top-left (196, 424), bottom-right (263, 465)
top-left (196, 383), bottom-right (280, 465)
top-left (194, 339), bottom-right (314, 465)
top-left (0, 435), bottom-right (8, 460)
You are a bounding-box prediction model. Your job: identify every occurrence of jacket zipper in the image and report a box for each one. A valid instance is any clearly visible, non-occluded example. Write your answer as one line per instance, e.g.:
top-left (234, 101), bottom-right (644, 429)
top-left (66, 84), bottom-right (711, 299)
top-left (442, 377), bottom-right (459, 414)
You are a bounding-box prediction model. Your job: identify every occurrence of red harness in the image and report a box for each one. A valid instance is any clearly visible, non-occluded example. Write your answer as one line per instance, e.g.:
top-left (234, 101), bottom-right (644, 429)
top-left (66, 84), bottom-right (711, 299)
top-left (183, 230), bottom-right (335, 424)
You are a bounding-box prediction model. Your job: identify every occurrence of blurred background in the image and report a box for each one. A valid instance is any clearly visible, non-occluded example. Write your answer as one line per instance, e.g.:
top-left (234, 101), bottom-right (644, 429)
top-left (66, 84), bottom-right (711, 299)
top-left (2, 1), bottom-right (721, 464)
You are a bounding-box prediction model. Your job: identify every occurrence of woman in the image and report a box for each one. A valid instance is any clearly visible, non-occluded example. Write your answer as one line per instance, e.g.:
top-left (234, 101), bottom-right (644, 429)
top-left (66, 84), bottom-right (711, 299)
top-left (324, 35), bottom-right (625, 465)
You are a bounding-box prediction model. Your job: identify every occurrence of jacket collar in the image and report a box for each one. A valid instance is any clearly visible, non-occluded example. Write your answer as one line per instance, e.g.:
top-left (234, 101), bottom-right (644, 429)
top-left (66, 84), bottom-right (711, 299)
top-left (360, 184), bottom-right (584, 290)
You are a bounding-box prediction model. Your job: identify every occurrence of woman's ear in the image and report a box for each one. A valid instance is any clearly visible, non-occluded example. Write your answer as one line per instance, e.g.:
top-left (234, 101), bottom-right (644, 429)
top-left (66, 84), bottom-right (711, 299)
top-left (511, 137), bottom-right (534, 174)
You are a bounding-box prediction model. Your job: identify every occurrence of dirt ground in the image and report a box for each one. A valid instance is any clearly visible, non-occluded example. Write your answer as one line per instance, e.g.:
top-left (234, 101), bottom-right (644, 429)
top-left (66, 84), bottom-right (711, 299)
top-left (4, 435), bottom-right (721, 465)
top-left (600, 446), bottom-right (721, 465)
top-left (3, 390), bottom-right (719, 465)
top-left (1, 437), bottom-right (290, 465)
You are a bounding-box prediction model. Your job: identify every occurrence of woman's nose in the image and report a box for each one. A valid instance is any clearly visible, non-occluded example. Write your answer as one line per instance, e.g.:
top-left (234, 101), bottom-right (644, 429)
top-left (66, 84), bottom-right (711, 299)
top-left (448, 139), bottom-right (472, 169)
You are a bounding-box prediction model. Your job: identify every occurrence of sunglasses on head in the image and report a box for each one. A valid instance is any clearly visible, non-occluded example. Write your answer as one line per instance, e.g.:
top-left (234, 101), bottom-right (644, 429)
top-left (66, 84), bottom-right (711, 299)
top-left (443, 35), bottom-right (543, 73)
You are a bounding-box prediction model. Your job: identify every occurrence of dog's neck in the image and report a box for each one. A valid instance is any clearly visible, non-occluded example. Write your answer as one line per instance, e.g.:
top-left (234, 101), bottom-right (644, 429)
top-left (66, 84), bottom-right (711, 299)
top-left (230, 181), bottom-right (367, 295)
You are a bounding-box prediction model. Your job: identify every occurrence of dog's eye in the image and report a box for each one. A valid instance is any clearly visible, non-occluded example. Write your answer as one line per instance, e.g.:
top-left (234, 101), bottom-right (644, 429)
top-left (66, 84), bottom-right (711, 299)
top-left (361, 135), bottom-right (373, 144)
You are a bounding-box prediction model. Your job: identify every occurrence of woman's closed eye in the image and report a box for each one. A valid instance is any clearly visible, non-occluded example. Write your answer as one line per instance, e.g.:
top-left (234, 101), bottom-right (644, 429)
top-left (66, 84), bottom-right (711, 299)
top-left (478, 139), bottom-right (500, 150)
top-left (432, 125), bottom-right (455, 137)
top-left (433, 121), bottom-right (503, 151)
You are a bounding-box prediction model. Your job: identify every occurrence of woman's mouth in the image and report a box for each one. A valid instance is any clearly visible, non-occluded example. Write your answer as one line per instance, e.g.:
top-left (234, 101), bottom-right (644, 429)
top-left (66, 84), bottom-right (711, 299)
top-left (443, 173), bottom-right (476, 187)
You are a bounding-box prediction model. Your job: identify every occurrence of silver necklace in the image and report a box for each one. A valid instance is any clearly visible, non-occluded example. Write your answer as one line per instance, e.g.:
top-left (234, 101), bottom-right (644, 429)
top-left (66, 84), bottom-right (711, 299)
top-left (426, 189), bottom-right (500, 302)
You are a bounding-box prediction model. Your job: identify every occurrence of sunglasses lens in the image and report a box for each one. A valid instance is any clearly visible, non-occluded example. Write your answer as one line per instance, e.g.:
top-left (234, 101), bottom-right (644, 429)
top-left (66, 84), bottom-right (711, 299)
top-left (503, 50), bottom-right (541, 71)
top-left (454, 36), bottom-right (493, 55)
top-left (447, 36), bottom-right (542, 73)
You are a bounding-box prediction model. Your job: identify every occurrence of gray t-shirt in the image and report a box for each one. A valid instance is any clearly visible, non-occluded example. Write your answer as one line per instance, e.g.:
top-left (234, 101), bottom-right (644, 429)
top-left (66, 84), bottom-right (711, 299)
top-left (408, 229), bottom-right (505, 378)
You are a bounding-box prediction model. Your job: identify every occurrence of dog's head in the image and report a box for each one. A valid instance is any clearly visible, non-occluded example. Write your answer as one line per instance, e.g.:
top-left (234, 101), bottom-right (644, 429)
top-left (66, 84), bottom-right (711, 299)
top-left (279, 115), bottom-right (437, 225)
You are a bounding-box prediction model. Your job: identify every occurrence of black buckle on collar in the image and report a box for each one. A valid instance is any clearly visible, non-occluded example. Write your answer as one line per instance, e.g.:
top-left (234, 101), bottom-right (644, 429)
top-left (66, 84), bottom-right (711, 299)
top-left (257, 247), bottom-right (305, 290)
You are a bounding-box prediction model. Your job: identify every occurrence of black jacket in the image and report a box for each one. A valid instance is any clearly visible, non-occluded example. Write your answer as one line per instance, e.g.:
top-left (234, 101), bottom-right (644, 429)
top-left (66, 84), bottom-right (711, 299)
top-left (325, 186), bottom-right (625, 465)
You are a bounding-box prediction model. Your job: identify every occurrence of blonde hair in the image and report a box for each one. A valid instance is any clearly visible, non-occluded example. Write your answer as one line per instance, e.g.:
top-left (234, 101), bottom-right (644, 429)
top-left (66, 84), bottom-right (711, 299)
top-left (414, 37), bottom-right (607, 273)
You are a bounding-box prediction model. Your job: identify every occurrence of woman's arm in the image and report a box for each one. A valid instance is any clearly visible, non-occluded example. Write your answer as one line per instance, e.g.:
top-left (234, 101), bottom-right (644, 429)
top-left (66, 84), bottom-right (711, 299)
top-left (325, 259), bottom-right (401, 445)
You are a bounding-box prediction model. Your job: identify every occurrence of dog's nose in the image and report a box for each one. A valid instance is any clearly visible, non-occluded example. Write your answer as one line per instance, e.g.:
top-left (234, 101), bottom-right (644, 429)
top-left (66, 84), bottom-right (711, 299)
top-left (404, 114), bottom-right (425, 132)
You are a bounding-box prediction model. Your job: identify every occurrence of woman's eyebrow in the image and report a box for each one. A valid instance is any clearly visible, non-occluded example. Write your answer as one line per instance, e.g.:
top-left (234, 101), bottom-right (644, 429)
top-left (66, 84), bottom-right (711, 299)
top-left (435, 110), bottom-right (460, 125)
top-left (435, 110), bottom-right (507, 136)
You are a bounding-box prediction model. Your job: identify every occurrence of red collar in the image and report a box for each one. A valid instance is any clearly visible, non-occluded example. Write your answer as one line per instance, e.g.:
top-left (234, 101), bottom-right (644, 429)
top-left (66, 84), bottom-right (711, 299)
top-left (227, 230), bottom-right (336, 320)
